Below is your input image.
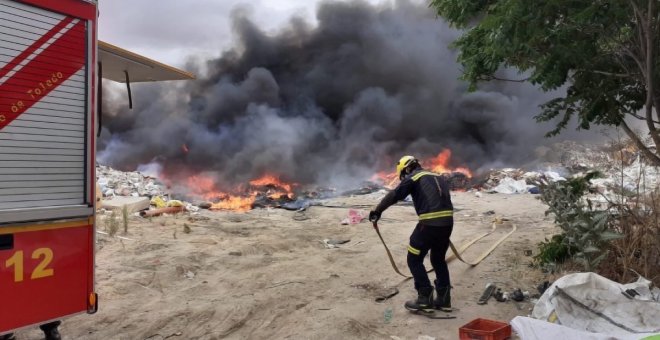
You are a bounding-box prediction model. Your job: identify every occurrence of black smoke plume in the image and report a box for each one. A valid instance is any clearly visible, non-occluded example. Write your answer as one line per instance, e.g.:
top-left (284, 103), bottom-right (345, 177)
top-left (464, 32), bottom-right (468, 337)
top-left (98, 0), bottom-right (592, 189)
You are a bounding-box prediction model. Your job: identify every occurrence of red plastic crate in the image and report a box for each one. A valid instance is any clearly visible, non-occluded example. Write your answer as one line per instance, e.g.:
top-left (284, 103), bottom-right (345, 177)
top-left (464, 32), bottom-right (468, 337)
top-left (459, 318), bottom-right (512, 340)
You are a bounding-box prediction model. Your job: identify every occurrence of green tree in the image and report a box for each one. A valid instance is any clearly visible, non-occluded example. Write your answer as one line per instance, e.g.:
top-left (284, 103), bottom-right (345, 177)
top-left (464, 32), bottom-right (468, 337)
top-left (431, 0), bottom-right (660, 165)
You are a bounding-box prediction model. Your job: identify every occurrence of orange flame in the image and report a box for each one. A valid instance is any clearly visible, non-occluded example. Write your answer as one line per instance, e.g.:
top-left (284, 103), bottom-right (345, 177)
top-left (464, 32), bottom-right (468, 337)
top-left (210, 194), bottom-right (257, 212)
top-left (186, 174), bottom-right (216, 198)
top-left (249, 174), bottom-right (294, 193)
top-left (372, 149), bottom-right (471, 188)
top-left (182, 174), bottom-right (256, 212)
top-left (427, 149), bottom-right (472, 178)
top-left (178, 173), bottom-right (297, 212)
top-left (370, 171), bottom-right (399, 188)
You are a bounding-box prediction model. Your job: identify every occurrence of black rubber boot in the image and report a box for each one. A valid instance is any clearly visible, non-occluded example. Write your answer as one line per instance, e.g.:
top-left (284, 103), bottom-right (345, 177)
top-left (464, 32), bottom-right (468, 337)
top-left (434, 283), bottom-right (452, 312)
top-left (40, 321), bottom-right (62, 340)
top-left (404, 287), bottom-right (434, 313)
top-left (0, 334), bottom-right (16, 340)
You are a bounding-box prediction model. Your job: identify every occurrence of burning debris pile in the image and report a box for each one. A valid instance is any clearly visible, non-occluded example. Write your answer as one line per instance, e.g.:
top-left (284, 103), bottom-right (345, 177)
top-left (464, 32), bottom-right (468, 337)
top-left (95, 148), bottom-right (480, 215)
top-left (98, 164), bottom-right (331, 214)
top-left (181, 173), bottom-right (302, 212)
top-left (96, 139), bottom-right (657, 216)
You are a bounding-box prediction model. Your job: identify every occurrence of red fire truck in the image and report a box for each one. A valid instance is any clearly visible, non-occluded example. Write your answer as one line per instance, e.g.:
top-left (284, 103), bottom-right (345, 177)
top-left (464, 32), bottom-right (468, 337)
top-left (0, 0), bottom-right (193, 336)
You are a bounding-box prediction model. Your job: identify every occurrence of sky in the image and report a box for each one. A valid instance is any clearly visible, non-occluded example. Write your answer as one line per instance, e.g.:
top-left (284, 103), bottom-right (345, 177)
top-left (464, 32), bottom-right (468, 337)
top-left (98, 0), bottom-right (392, 68)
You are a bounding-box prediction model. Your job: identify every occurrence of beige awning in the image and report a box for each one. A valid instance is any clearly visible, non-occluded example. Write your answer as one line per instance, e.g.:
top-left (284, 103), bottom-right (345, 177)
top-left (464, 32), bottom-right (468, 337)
top-left (98, 41), bottom-right (195, 83)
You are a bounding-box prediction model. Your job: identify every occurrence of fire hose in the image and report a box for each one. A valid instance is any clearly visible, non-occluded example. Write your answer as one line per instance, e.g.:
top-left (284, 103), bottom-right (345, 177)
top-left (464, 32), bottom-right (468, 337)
top-left (371, 220), bottom-right (517, 278)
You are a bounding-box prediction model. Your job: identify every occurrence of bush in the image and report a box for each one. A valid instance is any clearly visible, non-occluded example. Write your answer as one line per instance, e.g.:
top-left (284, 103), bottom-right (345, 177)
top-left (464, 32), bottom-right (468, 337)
top-left (107, 210), bottom-right (119, 237)
top-left (534, 234), bottom-right (576, 270)
top-left (539, 171), bottom-right (623, 271)
top-left (600, 189), bottom-right (660, 285)
top-left (122, 206), bottom-right (129, 234)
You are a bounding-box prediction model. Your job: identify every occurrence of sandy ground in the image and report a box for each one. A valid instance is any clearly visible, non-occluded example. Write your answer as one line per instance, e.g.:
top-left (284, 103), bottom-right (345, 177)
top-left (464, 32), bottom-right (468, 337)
top-left (17, 191), bottom-right (557, 340)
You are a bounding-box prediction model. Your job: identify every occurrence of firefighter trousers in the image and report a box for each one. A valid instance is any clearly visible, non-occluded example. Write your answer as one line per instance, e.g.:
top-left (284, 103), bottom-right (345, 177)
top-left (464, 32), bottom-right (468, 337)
top-left (407, 223), bottom-right (453, 290)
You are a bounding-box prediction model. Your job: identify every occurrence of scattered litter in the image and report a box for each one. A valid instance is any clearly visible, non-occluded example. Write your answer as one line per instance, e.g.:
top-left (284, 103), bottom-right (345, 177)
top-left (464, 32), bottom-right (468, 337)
top-left (140, 206), bottom-right (186, 218)
top-left (185, 203), bottom-right (200, 213)
top-left (475, 191), bottom-right (483, 198)
top-left (489, 177), bottom-right (528, 194)
top-left (197, 202), bottom-right (212, 209)
top-left (375, 287), bottom-right (399, 303)
top-left (383, 307), bottom-right (393, 324)
top-left (537, 281), bottom-right (551, 295)
top-left (184, 271), bottom-right (195, 280)
top-left (228, 251), bottom-right (242, 256)
top-left (167, 200), bottom-right (184, 207)
top-left (327, 239), bottom-right (350, 245)
top-left (151, 196), bottom-right (167, 208)
top-left (341, 209), bottom-right (367, 225)
top-left (417, 336), bottom-right (435, 340)
top-left (511, 288), bottom-right (525, 302)
top-left (494, 288), bottom-right (507, 302)
top-left (323, 239), bottom-right (350, 249)
top-left (542, 171), bottom-right (566, 182)
top-left (478, 283), bottom-right (497, 305)
top-left (281, 199), bottom-right (311, 211)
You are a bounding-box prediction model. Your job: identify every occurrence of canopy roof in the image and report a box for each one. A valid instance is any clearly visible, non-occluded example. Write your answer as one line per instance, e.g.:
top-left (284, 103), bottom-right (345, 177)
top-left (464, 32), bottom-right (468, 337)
top-left (98, 41), bottom-right (195, 83)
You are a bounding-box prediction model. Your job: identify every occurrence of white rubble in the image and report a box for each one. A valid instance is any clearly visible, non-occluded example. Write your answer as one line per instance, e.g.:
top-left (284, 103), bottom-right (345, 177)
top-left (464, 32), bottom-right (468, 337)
top-left (97, 164), bottom-right (167, 198)
top-left (489, 177), bottom-right (529, 194)
top-left (484, 141), bottom-right (658, 196)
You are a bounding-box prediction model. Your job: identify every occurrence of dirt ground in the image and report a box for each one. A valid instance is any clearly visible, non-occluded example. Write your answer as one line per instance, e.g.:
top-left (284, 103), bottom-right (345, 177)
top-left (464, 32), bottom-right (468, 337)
top-left (18, 191), bottom-right (557, 340)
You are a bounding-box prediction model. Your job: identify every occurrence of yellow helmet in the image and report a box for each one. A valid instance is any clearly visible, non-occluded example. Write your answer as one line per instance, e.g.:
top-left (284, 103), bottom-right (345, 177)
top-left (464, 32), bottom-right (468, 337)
top-left (396, 155), bottom-right (418, 180)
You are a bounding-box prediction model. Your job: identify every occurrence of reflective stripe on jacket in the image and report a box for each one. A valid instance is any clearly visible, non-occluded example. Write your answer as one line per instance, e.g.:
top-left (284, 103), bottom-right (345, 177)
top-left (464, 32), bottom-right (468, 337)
top-left (375, 168), bottom-right (453, 226)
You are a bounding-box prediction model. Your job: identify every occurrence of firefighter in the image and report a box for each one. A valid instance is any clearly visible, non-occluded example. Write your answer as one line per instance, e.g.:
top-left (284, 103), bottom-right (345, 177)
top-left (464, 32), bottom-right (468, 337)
top-left (369, 155), bottom-right (454, 313)
top-left (0, 321), bottom-right (61, 340)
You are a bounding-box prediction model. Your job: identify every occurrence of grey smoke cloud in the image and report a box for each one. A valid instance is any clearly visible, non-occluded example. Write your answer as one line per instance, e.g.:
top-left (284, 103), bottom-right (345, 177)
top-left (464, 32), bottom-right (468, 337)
top-left (98, 0), bottom-right (598, 189)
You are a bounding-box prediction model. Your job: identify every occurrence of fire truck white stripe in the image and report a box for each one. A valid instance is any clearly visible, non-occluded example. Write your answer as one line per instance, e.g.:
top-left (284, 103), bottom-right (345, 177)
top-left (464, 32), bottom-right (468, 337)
top-left (0, 0), bottom-right (66, 22)
top-left (0, 0), bottom-right (88, 212)
top-left (0, 18), bottom-right (79, 86)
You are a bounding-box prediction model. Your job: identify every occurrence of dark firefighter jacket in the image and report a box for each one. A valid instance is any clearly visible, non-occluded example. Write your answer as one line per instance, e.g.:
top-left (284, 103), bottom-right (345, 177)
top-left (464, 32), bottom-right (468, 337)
top-left (375, 168), bottom-right (453, 226)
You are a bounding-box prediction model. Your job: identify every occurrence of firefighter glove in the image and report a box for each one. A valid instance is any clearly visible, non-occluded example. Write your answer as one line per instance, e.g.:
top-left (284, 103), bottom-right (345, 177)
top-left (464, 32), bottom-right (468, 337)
top-left (369, 210), bottom-right (381, 222)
